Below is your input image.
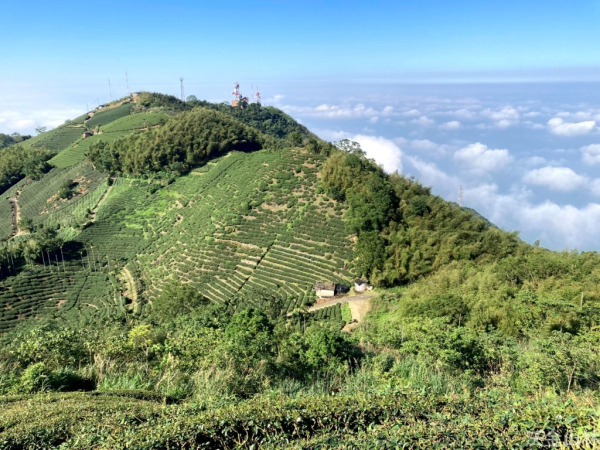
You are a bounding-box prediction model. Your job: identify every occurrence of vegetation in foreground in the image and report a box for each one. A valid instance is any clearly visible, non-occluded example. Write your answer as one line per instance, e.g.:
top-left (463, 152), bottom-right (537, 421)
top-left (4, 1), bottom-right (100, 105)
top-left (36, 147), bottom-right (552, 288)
top-left (0, 93), bottom-right (599, 448)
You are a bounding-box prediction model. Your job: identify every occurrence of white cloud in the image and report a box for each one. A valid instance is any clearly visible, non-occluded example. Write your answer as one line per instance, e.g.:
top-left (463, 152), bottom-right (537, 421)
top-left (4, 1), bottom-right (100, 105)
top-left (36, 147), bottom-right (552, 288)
top-left (0, 108), bottom-right (82, 134)
top-left (313, 129), bottom-right (352, 141)
top-left (411, 116), bottom-right (435, 127)
top-left (591, 179), bottom-right (600, 197)
top-left (282, 103), bottom-right (394, 120)
top-left (439, 120), bottom-right (461, 130)
top-left (452, 109), bottom-right (475, 119)
top-left (523, 166), bottom-right (588, 192)
top-left (264, 94), bottom-right (285, 104)
top-left (496, 119), bottom-right (513, 128)
top-left (465, 183), bottom-right (600, 249)
top-left (547, 117), bottom-right (596, 136)
top-left (368, 116), bottom-right (379, 124)
top-left (523, 156), bottom-right (548, 167)
top-left (518, 202), bottom-right (600, 250)
top-left (483, 107), bottom-right (520, 122)
top-left (581, 144), bottom-right (600, 165)
top-left (353, 134), bottom-right (403, 173)
top-left (454, 143), bottom-right (513, 173)
top-left (381, 106), bottom-right (394, 116)
top-left (524, 111), bottom-right (541, 118)
top-left (410, 139), bottom-right (439, 151)
top-left (405, 155), bottom-right (460, 194)
top-left (524, 121), bottom-right (546, 130)
top-left (477, 107), bottom-right (521, 128)
top-left (402, 109), bottom-right (421, 117)
top-left (555, 110), bottom-right (600, 121)
top-left (392, 137), bottom-right (409, 147)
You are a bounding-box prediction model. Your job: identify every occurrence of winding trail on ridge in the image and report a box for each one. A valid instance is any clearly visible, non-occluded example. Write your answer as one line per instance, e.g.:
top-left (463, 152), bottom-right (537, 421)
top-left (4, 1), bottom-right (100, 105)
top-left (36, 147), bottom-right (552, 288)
top-left (8, 196), bottom-right (21, 236)
top-left (89, 180), bottom-right (115, 223)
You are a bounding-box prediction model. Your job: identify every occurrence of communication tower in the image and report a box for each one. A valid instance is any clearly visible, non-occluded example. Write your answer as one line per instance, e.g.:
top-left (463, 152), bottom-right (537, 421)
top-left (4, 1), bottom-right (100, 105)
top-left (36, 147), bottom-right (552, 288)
top-left (180, 77), bottom-right (185, 102)
top-left (458, 185), bottom-right (463, 207)
top-left (232, 81), bottom-right (241, 105)
top-left (125, 71), bottom-right (130, 96)
top-left (255, 86), bottom-right (261, 104)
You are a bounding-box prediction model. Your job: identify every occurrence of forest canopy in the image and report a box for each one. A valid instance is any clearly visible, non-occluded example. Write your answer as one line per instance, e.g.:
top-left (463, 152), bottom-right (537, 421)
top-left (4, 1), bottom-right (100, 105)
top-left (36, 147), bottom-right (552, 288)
top-left (321, 141), bottom-right (526, 286)
top-left (0, 145), bottom-right (51, 194)
top-left (87, 108), bottom-right (263, 176)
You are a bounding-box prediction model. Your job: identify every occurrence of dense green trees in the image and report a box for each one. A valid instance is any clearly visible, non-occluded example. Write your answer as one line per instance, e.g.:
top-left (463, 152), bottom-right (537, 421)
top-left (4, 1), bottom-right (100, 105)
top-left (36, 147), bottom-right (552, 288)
top-left (133, 92), bottom-right (188, 113)
top-left (0, 145), bottom-right (51, 194)
top-left (187, 100), bottom-right (315, 141)
top-left (321, 141), bottom-right (525, 285)
top-left (0, 132), bottom-right (31, 149)
top-left (0, 226), bottom-right (63, 277)
top-left (152, 283), bottom-right (208, 322)
top-left (88, 108), bottom-right (263, 175)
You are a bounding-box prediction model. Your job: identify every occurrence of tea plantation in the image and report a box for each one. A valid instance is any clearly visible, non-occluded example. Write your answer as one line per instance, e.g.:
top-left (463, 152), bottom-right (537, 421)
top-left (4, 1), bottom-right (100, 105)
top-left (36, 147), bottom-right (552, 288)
top-left (2, 94), bottom-right (599, 449)
top-left (0, 98), bottom-right (355, 330)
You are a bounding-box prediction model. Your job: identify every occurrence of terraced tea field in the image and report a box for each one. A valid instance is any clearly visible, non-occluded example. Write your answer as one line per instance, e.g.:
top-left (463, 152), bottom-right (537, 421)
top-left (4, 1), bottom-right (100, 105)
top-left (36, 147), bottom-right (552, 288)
top-left (0, 243), bottom-right (123, 332)
top-left (50, 132), bottom-right (128, 168)
top-left (100, 112), bottom-right (168, 133)
top-left (20, 125), bottom-right (84, 152)
top-left (134, 149), bottom-right (353, 312)
top-left (86, 103), bottom-right (134, 128)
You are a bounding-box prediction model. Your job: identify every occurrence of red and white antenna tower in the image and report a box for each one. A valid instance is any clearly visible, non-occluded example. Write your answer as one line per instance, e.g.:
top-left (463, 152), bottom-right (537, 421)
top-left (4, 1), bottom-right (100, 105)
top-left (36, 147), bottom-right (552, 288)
top-left (255, 86), bottom-right (261, 104)
top-left (232, 81), bottom-right (241, 102)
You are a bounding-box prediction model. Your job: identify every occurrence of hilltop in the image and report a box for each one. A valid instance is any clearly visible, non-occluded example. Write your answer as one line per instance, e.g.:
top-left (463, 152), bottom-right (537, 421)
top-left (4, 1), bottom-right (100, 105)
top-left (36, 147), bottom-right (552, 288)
top-left (0, 93), bottom-right (599, 448)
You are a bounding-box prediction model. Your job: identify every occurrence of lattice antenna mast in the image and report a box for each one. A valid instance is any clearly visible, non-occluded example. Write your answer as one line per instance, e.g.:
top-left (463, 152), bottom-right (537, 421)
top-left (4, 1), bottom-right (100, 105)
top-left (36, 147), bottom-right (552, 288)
top-left (232, 81), bottom-right (241, 102)
top-left (458, 185), bottom-right (463, 207)
top-left (180, 77), bottom-right (185, 102)
top-left (125, 71), bottom-right (130, 96)
top-left (255, 86), bottom-right (261, 104)
top-left (108, 78), bottom-right (112, 102)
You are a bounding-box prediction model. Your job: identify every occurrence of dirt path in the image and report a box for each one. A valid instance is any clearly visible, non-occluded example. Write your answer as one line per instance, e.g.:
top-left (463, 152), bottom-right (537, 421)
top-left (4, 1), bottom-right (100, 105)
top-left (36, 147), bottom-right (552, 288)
top-left (308, 292), bottom-right (377, 331)
top-left (8, 196), bottom-right (22, 236)
top-left (89, 181), bottom-right (114, 223)
top-left (122, 266), bottom-right (138, 305)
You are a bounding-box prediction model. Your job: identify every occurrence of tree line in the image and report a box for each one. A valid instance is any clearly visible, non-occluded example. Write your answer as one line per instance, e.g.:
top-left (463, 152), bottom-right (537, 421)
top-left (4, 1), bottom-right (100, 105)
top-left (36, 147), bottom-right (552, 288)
top-left (87, 108), bottom-right (263, 176)
top-left (0, 145), bottom-right (51, 194)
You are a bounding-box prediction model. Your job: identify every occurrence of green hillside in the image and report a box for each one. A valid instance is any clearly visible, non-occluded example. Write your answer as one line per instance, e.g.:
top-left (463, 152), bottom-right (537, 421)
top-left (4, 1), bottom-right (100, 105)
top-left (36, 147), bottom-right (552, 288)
top-left (0, 95), bottom-right (347, 330)
top-left (0, 93), bottom-right (599, 449)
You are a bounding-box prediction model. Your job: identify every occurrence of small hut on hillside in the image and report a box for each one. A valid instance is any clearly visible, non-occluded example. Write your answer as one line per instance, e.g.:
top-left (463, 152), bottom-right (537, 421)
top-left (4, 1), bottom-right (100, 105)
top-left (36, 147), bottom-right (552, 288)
top-left (315, 281), bottom-right (335, 299)
top-left (354, 279), bottom-right (369, 293)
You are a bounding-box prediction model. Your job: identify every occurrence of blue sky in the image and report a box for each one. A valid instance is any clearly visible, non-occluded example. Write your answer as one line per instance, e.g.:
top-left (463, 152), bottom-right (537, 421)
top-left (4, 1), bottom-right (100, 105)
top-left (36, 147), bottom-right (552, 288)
top-left (2, 1), bottom-right (600, 250)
